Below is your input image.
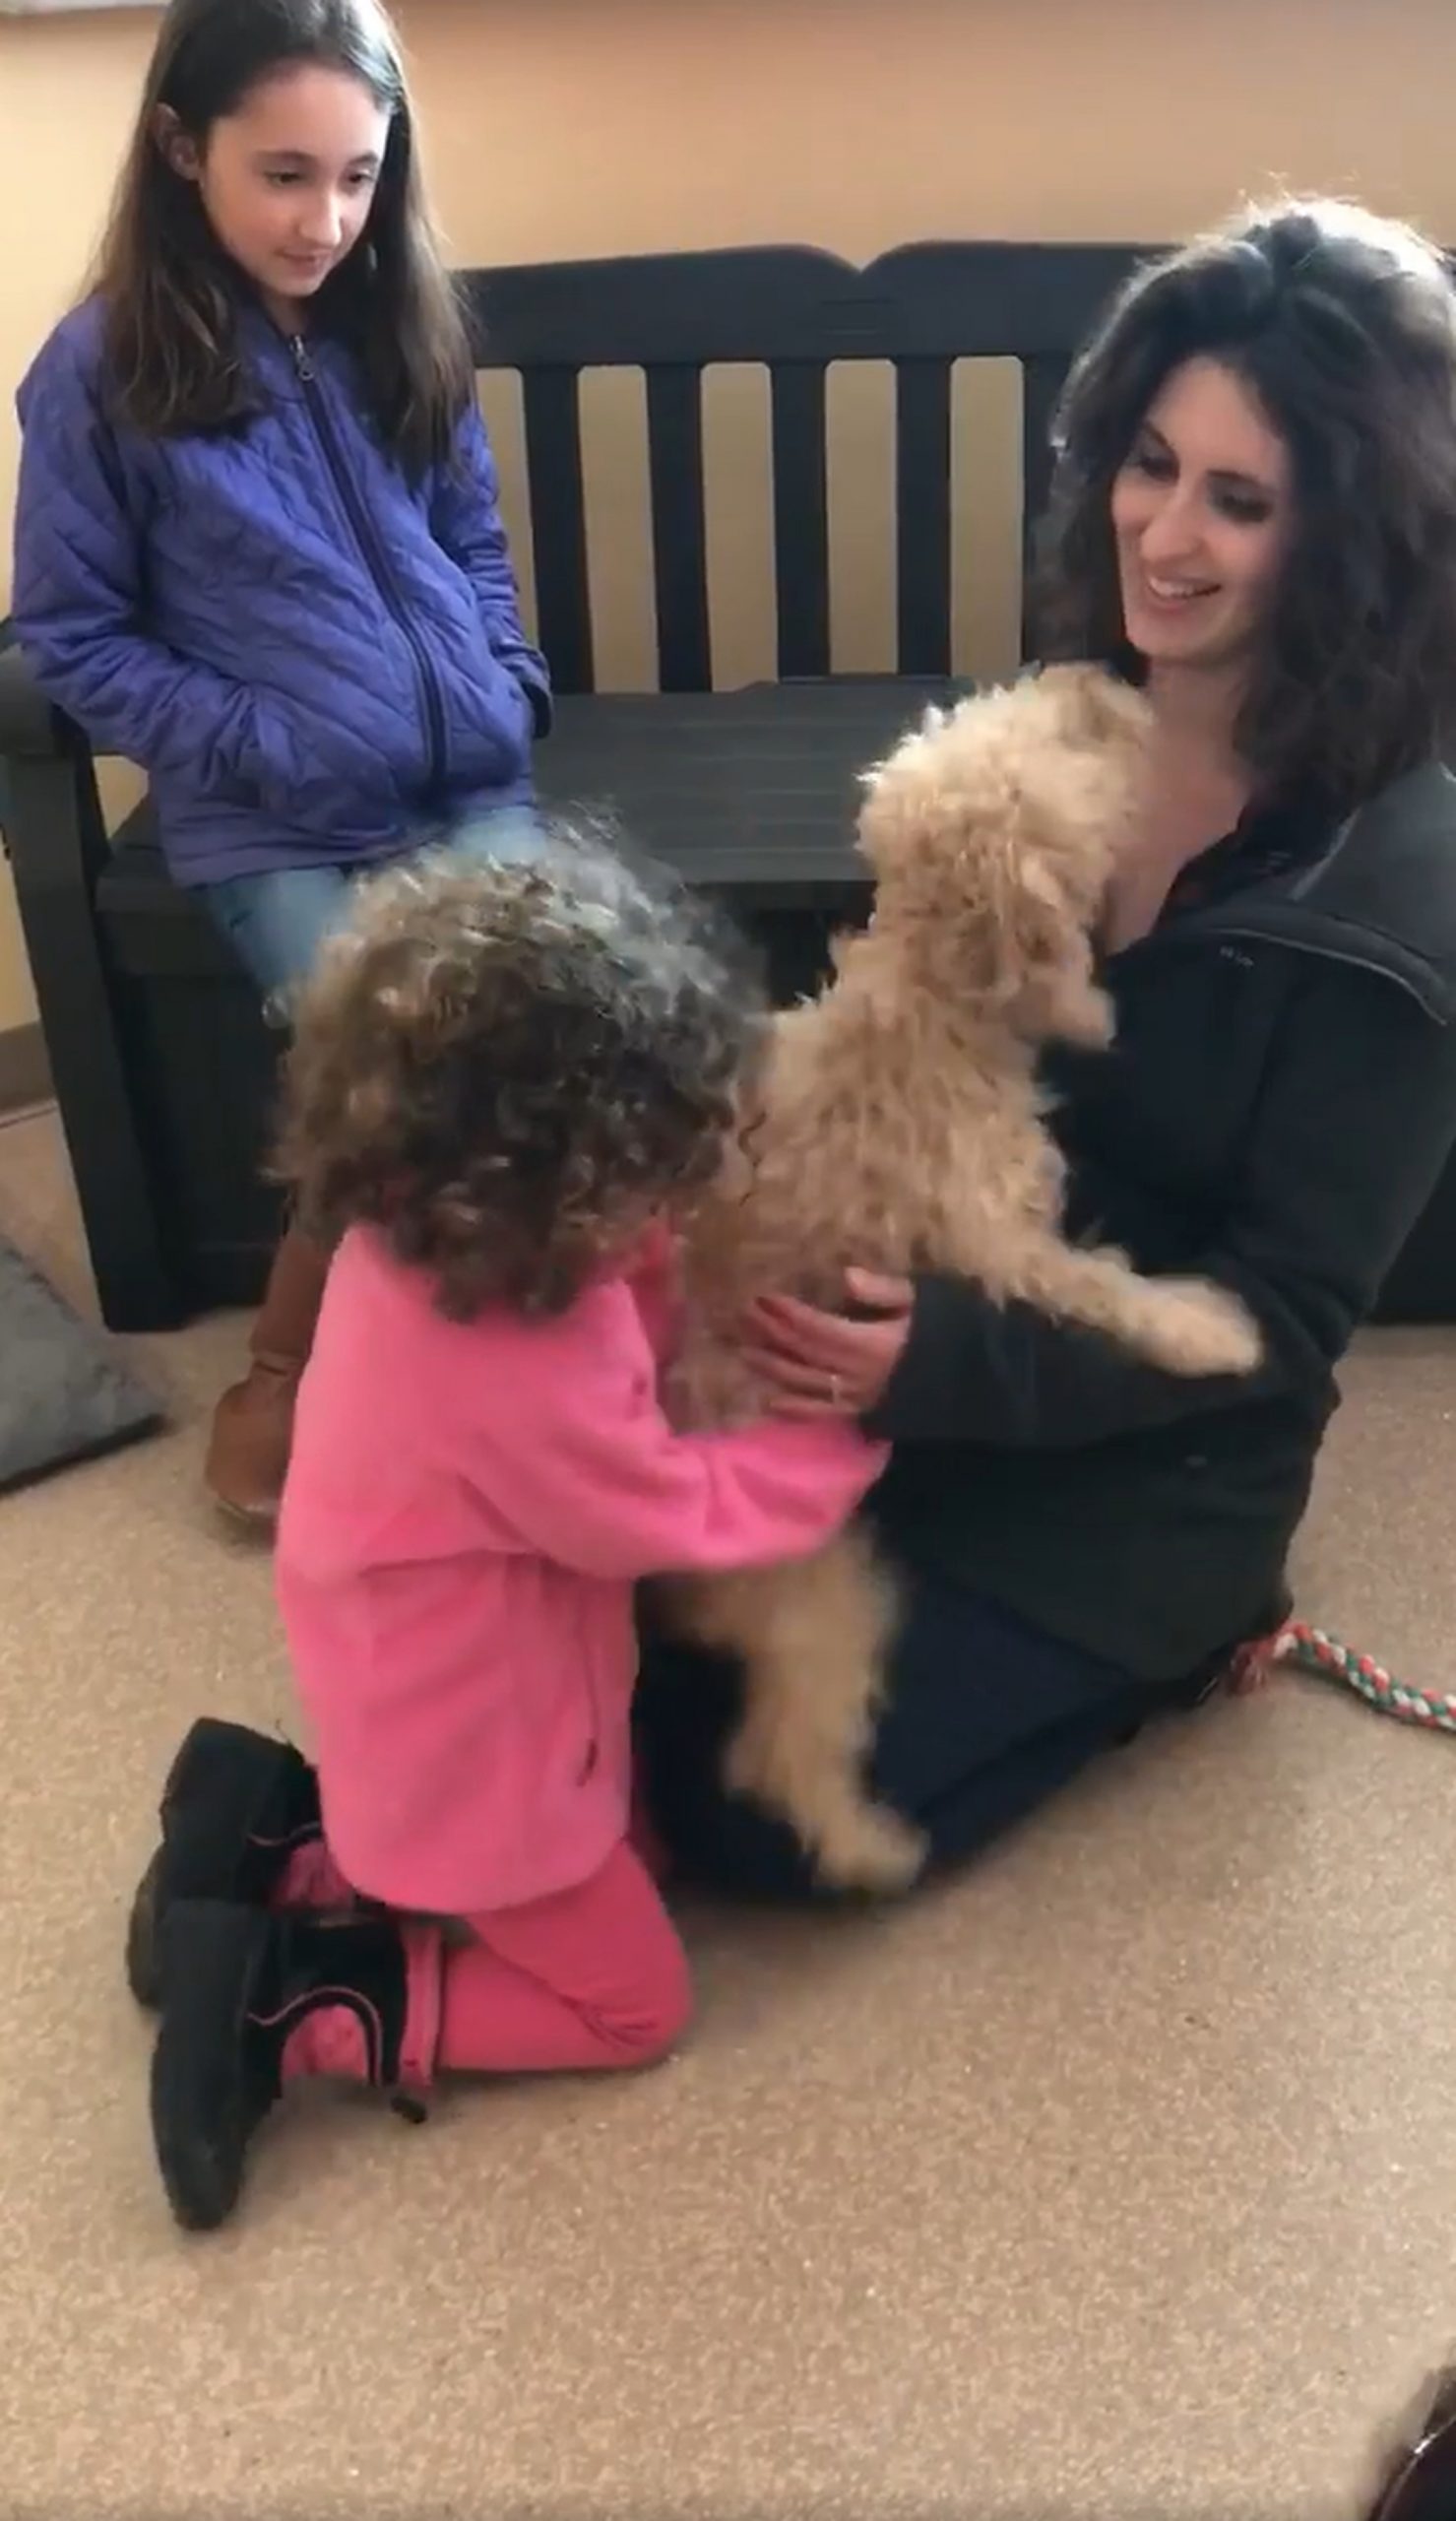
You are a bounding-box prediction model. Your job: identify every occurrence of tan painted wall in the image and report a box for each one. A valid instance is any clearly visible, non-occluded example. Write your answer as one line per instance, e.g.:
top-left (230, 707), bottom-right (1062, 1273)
top-left (4, 0), bottom-right (1456, 1037)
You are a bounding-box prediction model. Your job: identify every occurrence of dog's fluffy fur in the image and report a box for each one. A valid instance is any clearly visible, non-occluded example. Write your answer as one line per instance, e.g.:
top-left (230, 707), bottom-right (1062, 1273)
top-left (661, 664), bottom-right (1262, 1893)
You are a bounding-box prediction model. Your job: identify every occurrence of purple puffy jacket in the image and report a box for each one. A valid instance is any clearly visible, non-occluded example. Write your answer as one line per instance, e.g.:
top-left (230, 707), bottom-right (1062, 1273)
top-left (11, 299), bottom-right (551, 885)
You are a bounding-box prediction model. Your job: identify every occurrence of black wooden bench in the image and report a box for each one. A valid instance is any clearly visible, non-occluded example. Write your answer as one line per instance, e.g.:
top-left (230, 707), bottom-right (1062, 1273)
top-left (2, 239), bottom-right (1452, 1330)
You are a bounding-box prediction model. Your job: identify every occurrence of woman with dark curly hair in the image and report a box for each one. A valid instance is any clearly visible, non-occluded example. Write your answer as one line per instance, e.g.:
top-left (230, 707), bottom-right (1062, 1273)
top-left (128, 837), bottom-right (887, 2231)
top-left (631, 196), bottom-right (1456, 1899)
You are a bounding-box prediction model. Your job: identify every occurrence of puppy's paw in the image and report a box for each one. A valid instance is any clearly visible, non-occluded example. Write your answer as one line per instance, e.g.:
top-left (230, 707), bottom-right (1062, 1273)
top-left (722, 1719), bottom-right (781, 1805)
top-left (1152, 1280), bottom-right (1263, 1377)
top-left (1050, 979), bottom-right (1116, 1051)
top-left (724, 1731), bottom-right (927, 1891)
top-left (812, 1801), bottom-right (929, 1895)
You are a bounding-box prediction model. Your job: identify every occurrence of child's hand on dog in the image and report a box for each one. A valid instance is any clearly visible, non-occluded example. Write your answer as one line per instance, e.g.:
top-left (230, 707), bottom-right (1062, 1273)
top-left (739, 1269), bottom-right (914, 1418)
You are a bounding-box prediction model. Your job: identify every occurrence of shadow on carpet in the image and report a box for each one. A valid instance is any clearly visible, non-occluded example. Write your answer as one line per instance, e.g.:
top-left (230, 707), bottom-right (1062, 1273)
top-left (0, 1233), bottom-right (162, 1494)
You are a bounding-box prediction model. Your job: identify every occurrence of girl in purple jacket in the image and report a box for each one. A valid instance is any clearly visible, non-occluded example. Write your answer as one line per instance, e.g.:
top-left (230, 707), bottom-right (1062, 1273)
top-left (11, 0), bottom-right (550, 1523)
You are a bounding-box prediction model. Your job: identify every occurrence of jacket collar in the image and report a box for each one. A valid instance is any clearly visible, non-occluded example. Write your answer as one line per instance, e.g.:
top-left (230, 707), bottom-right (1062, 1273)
top-left (235, 299), bottom-right (353, 396)
top-left (1160, 760), bottom-right (1456, 1025)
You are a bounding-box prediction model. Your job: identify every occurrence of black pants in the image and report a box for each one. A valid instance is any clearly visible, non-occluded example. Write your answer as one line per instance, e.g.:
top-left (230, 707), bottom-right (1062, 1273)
top-left (633, 1567), bottom-right (1218, 1902)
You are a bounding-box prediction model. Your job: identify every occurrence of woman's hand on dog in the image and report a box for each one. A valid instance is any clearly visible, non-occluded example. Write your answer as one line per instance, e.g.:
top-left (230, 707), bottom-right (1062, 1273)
top-left (739, 1269), bottom-right (915, 1418)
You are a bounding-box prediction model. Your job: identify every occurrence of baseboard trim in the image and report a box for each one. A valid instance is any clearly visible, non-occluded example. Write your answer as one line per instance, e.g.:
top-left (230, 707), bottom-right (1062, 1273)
top-left (0, 1023), bottom-right (52, 1118)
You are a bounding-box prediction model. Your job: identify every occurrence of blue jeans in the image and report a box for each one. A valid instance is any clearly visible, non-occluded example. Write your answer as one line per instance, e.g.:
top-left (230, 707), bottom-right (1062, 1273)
top-left (632, 1569), bottom-right (1222, 1902)
top-left (201, 808), bottom-right (545, 1007)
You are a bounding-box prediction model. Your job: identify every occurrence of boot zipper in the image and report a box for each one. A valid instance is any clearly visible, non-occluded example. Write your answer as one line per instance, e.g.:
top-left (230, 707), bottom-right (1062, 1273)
top-left (288, 335), bottom-right (448, 797)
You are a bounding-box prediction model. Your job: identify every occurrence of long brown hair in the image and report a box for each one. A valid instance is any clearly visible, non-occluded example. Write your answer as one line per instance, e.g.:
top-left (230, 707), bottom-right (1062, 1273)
top-left (92, 0), bottom-right (474, 474)
top-left (1034, 198), bottom-right (1456, 809)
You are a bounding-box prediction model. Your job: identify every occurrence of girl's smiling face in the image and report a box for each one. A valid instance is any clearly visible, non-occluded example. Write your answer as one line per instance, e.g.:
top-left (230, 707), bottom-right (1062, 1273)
top-left (164, 60), bottom-right (389, 325)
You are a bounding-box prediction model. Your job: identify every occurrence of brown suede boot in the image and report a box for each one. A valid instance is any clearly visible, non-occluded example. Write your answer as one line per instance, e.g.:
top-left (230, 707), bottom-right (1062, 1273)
top-left (204, 1226), bottom-right (330, 1527)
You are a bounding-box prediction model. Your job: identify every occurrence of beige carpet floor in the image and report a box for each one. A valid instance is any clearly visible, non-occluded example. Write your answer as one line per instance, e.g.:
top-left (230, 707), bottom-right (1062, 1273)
top-left (2, 1102), bottom-right (1454, 2521)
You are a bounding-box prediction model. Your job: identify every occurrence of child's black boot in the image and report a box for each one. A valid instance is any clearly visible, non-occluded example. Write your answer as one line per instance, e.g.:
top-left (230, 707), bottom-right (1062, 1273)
top-left (127, 1720), bottom-right (324, 2006)
top-left (149, 1899), bottom-right (429, 2232)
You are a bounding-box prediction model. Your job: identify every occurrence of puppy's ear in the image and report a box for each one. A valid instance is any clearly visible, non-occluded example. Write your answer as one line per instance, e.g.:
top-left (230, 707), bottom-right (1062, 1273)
top-left (991, 844), bottom-right (1112, 1047)
top-left (855, 705), bottom-right (949, 884)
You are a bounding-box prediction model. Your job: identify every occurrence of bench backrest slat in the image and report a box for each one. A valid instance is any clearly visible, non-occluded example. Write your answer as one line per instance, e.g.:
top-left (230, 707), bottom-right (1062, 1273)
top-left (1019, 349), bottom-right (1073, 652)
top-left (644, 363), bottom-right (712, 691)
top-left (894, 356), bottom-right (953, 679)
top-left (519, 366), bottom-right (594, 693)
top-left (768, 360), bottom-right (831, 679)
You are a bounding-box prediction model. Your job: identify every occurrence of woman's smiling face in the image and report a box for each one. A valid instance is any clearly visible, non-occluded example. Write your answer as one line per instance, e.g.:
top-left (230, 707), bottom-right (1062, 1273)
top-left (1110, 355), bottom-right (1293, 675)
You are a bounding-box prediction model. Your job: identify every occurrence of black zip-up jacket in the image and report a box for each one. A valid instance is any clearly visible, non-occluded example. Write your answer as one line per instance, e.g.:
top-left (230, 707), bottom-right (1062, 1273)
top-left (865, 760), bottom-right (1456, 1681)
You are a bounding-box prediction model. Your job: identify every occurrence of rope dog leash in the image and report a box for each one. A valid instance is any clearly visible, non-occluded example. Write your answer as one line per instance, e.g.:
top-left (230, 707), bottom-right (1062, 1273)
top-left (1236, 1619), bottom-right (1456, 1736)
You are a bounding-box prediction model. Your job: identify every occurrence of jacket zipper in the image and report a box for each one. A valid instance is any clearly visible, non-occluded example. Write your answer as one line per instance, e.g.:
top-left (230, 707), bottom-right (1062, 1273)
top-left (1108, 904), bottom-right (1447, 1021)
top-left (1154, 922), bottom-right (1441, 1020)
top-left (1217, 927), bottom-right (1445, 1019)
top-left (288, 335), bottom-right (448, 796)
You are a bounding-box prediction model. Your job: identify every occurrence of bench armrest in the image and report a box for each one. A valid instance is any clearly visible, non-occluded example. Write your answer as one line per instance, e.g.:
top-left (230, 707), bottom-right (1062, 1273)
top-left (0, 625), bottom-right (181, 1330)
top-left (0, 633), bottom-right (71, 763)
top-left (0, 631), bottom-right (110, 906)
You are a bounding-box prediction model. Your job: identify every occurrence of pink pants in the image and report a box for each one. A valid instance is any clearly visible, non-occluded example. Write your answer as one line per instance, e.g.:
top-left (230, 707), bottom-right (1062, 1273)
top-left (278, 1833), bottom-right (690, 2086)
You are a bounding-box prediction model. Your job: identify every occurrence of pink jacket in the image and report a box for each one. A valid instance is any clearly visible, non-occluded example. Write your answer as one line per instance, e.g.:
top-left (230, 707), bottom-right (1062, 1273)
top-left (275, 1226), bottom-right (887, 1915)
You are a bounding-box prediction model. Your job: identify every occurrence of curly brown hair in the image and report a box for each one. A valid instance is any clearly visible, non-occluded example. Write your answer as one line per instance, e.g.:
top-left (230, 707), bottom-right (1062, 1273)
top-left (1034, 197), bottom-right (1456, 808)
top-left (274, 829), bottom-right (765, 1319)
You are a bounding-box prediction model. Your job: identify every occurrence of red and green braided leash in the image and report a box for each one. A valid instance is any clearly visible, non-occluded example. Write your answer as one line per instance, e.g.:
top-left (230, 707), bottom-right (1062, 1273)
top-left (1247, 1619), bottom-right (1456, 1735)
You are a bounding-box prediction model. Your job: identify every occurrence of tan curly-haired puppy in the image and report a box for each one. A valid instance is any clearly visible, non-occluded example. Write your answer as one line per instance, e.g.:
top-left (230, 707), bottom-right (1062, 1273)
top-left (664, 664), bottom-right (1262, 1892)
